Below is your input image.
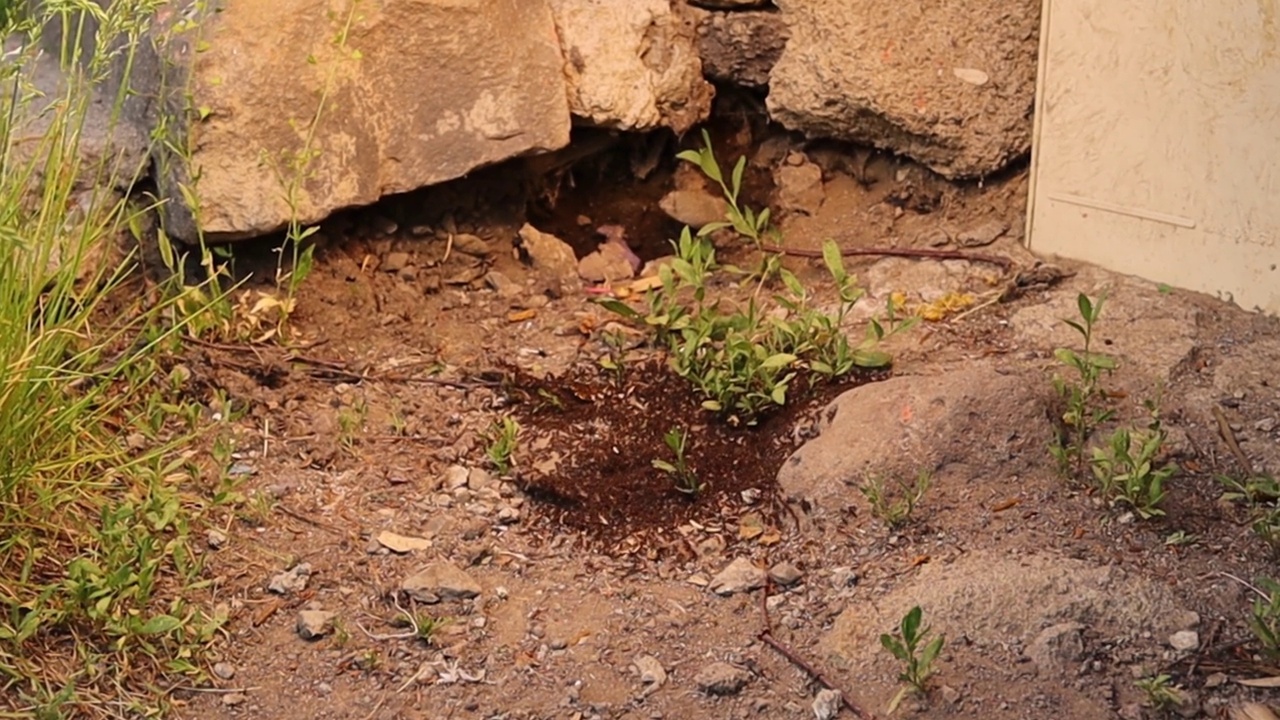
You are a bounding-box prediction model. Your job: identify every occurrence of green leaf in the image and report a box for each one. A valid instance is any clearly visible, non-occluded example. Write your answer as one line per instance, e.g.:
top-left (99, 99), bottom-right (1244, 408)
top-left (902, 606), bottom-right (922, 641)
top-left (760, 353), bottom-right (797, 370)
top-left (852, 349), bottom-right (892, 368)
top-left (595, 298), bottom-right (640, 320)
top-left (920, 634), bottom-right (945, 666)
top-left (1077, 293), bottom-right (1093, 322)
top-left (771, 384), bottom-right (787, 406)
top-left (697, 221), bottom-right (731, 237)
top-left (676, 150), bottom-right (703, 166)
top-left (139, 614), bottom-right (183, 635)
top-left (887, 686), bottom-right (910, 715)
top-left (652, 460), bottom-right (677, 473)
top-left (731, 156), bottom-right (746, 198)
top-left (702, 400), bottom-right (722, 412)
top-left (756, 207), bottom-right (771, 233)
top-left (822, 240), bottom-right (846, 283)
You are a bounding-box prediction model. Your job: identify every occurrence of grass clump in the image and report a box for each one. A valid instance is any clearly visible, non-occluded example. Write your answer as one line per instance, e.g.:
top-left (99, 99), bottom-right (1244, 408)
top-left (861, 470), bottom-right (932, 529)
top-left (0, 2), bottom-right (233, 715)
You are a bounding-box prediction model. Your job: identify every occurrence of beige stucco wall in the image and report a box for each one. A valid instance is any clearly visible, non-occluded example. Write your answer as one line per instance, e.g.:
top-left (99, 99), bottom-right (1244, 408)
top-left (1028, 0), bottom-right (1280, 314)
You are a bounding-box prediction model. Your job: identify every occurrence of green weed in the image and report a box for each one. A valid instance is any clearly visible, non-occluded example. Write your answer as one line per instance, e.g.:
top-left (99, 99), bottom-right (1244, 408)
top-left (1090, 411), bottom-right (1176, 518)
top-left (881, 605), bottom-right (945, 714)
top-left (0, 2), bottom-right (232, 714)
top-left (1135, 674), bottom-right (1186, 711)
top-left (652, 427), bottom-right (704, 496)
top-left (861, 471), bottom-right (932, 529)
top-left (1248, 577), bottom-right (1280, 659)
top-left (1050, 293), bottom-right (1117, 477)
top-left (484, 416), bottom-right (520, 475)
top-left (1219, 473), bottom-right (1280, 551)
top-left (676, 129), bottom-right (775, 247)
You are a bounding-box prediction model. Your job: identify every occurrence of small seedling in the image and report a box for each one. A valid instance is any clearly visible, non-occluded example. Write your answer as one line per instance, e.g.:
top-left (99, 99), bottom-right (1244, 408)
top-left (881, 606), bottom-right (945, 713)
top-left (1163, 530), bottom-right (1198, 547)
top-left (484, 417), bottom-right (520, 475)
top-left (1090, 420), bottom-right (1175, 519)
top-left (676, 129), bottom-right (775, 246)
top-left (396, 612), bottom-right (446, 645)
top-left (1050, 293), bottom-right (1117, 477)
top-left (1219, 473), bottom-right (1280, 551)
top-left (599, 329), bottom-right (630, 386)
top-left (652, 426), bottom-right (705, 496)
top-left (860, 471), bottom-right (932, 529)
top-left (1135, 674), bottom-right (1185, 711)
top-left (1249, 577), bottom-right (1280, 658)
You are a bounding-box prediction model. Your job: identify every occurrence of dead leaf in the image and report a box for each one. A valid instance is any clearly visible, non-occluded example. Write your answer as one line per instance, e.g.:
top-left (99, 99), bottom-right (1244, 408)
top-left (252, 598), bottom-right (281, 627)
top-left (738, 513), bottom-right (764, 540)
top-left (629, 276), bottom-right (663, 293)
top-left (1231, 702), bottom-right (1280, 720)
top-left (910, 554), bottom-right (931, 567)
top-left (992, 497), bottom-right (1021, 512)
top-left (1238, 677), bottom-right (1280, 688)
top-left (507, 309), bottom-right (537, 323)
top-left (759, 530), bottom-right (782, 546)
top-left (376, 531), bottom-right (433, 554)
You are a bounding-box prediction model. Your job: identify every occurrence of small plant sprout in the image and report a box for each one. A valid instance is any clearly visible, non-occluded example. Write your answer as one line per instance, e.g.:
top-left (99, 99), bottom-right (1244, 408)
top-left (652, 426), bottom-right (705, 496)
top-left (396, 612), bottom-right (446, 645)
top-left (1089, 410), bottom-right (1176, 519)
top-left (676, 129), bottom-right (775, 247)
top-left (599, 328), bottom-right (630, 385)
top-left (485, 416), bottom-right (521, 475)
top-left (1218, 473), bottom-right (1280, 552)
top-left (1248, 577), bottom-right (1280, 659)
top-left (881, 605), bottom-right (945, 714)
top-left (1135, 674), bottom-right (1186, 711)
top-left (860, 471), bottom-right (932, 529)
top-left (1050, 293), bottom-right (1117, 477)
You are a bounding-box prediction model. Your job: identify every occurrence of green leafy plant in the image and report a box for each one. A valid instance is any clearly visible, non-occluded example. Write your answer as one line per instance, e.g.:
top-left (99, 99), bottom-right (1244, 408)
top-left (652, 426), bottom-right (704, 496)
top-left (1219, 473), bottom-right (1280, 551)
top-left (598, 232), bottom-right (912, 425)
top-left (1135, 674), bottom-right (1186, 711)
top-left (880, 606), bottom-right (945, 713)
top-left (598, 328), bottom-right (630, 386)
top-left (1248, 577), bottom-right (1280, 658)
top-left (1050, 293), bottom-right (1117, 477)
top-left (484, 416), bottom-right (520, 475)
top-left (861, 471), bottom-right (932, 529)
top-left (676, 129), bottom-right (774, 246)
top-left (1090, 414), bottom-right (1176, 519)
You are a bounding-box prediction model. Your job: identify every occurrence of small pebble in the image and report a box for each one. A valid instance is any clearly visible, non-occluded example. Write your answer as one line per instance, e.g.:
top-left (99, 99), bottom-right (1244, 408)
top-left (212, 661), bottom-right (236, 680)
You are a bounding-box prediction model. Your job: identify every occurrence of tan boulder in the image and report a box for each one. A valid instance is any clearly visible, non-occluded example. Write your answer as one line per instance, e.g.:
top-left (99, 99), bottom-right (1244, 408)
top-left (549, 0), bottom-right (713, 133)
top-left (153, 0), bottom-right (572, 241)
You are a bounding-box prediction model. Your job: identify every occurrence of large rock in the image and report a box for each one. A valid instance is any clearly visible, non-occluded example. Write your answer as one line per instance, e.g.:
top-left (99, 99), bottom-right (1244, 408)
top-left (695, 10), bottom-right (790, 89)
top-left (150, 1), bottom-right (571, 241)
top-left (778, 366), bottom-right (1047, 509)
top-left (766, 0), bottom-right (1039, 178)
top-left (549, 0), bottom-right (713, 133)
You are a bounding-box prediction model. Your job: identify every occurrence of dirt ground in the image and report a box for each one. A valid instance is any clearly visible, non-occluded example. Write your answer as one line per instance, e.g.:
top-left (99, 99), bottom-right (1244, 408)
top-left (174, 113), bottom-right (1280, 720)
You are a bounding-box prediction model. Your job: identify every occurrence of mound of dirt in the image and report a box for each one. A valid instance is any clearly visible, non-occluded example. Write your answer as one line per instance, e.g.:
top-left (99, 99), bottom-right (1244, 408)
top-left (778, 364), bottom-right (1050, 511)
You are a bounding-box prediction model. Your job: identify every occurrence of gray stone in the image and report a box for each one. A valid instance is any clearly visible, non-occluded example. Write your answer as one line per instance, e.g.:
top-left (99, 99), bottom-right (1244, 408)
top-left (452, 233), bottom-right (492, 257)
top-left (659, 188), bottom-right (729, 229)
top-left (206, 529), bottom-right (228, 550)
top-left (1169, 630), bottom-right (1199, 652)
top-left (145, 1), bottom-right (571, 241)
top-left (578, 242), bottom-right (638, 283)
top-left (296, 609), bottom-right (336, 640)
top-left (709, 557), bottom-right (767, 595)
top-left (221, 692), bottom-right (247, 707)
top-left (774, 155), bottom-right (825, 214)
top-left (401, 561), bottom-right (481, 604)
top-left (443, 465), bottom-right (470, 490)
top-left (956, 220), bottom-right (1009, 248)
top-left (634, 654), bottom-right (668, 689)
top-left (268, 563), bottom-right (312, 595)
top-left (768, 561), bottom-right (805, 587)
top-left (696, 10), bottom-right (790, 89)
top-left (694, 661), bottom-right (752, 696)
top-left (517, 224), bottom-right (582, 298)
top-left (212, 661), bottom-right (236, 680)
top-left (1027, 622), bottom-right (1086, 673)
top-left (485, 271), bottom-right (523, 299)
top-left (549, 0), bottom-right (712, 133)
top-left (812, 688), bottom-right (842, 720)
top-left (382, 252), bottom-right (411, 273)
top-left (766, 0), bottom-right (1039, 178)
